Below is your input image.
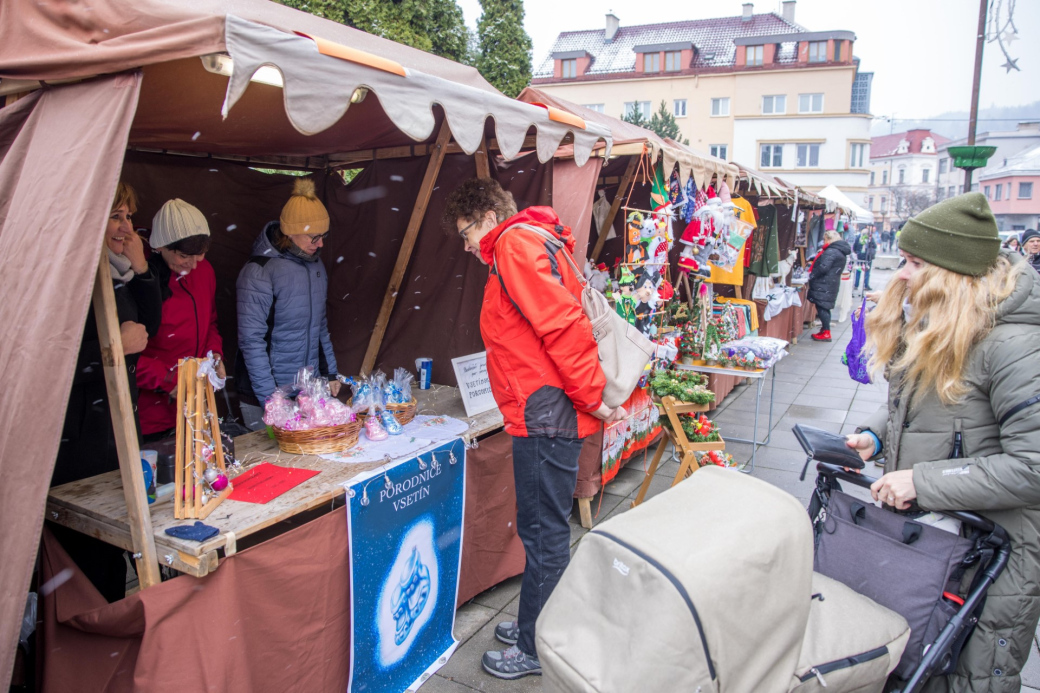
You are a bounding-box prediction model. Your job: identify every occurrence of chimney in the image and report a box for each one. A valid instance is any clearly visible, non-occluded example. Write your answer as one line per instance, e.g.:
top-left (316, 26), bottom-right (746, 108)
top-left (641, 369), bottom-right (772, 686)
top-left (605, 12), bottom-right (620, 42)
top-left (782, 0), bottom-right (796, 23)
top-left (742, 3), bottom-right (753, 21)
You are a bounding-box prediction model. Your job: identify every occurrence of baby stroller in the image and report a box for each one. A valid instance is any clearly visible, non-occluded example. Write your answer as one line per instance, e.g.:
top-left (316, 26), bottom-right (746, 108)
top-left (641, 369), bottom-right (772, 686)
top-left (805, 456), bottom-right (1010, 693)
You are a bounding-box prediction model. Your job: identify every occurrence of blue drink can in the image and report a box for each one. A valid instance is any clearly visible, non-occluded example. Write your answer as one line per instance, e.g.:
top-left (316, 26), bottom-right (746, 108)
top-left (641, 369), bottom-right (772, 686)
top-left (415, 357), bottom-right (432, 390)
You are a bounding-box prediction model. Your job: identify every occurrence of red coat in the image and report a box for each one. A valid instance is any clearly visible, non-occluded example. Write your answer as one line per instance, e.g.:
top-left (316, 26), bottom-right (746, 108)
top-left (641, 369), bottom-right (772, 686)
top-left (479, 207), bottom-right (605, 438)
top-left (137, 258), bottom-right (223, 435)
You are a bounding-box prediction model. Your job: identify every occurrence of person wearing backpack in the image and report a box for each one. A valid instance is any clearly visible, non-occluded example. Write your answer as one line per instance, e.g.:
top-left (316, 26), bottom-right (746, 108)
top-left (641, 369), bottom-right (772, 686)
top-left (235, 178), bottom-right (340, 429)
top-left (444, 178), bottom-right (625, 680)
top-left (846, 193), bottom-right (1040, 692)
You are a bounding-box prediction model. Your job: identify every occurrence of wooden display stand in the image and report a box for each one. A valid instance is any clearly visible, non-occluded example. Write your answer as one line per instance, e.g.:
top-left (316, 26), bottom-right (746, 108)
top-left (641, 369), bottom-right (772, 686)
top-left (631, 395), bottom-right (724, 508)
top-left (174, 358), bottom-right (233, 520)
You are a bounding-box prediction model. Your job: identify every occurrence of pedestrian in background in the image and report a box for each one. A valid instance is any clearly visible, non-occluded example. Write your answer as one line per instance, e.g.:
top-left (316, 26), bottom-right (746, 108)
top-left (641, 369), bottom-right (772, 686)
top-left (853, 229), bottom-right (877, 292)
top-left (445, 178), bottom-right (624, 680)
top-left (847, 193), bottom-right (1040, 692)
top-left (807, 229), bottom-right (852, 342)
top-left (1021, 229), bottom-right (1040, 273)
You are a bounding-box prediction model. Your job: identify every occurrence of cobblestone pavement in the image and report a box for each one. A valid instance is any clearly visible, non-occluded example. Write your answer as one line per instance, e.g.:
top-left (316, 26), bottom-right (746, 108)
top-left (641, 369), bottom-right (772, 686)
top-left (433, 263), bottom-right (1040, 692)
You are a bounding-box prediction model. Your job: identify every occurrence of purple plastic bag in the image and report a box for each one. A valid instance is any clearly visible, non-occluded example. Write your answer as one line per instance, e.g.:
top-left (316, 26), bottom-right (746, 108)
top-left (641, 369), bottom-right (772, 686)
top-left (845, 296), bottom-right (871, 384)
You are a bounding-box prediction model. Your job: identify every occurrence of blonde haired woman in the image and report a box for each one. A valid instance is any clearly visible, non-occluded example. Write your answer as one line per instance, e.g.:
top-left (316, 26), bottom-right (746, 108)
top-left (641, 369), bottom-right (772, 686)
top-left (845, 192), bottom-right (1040, 692)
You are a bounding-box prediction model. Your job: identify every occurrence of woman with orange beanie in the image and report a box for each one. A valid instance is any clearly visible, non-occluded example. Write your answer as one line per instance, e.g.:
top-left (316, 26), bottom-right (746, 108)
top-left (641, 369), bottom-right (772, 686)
top-left (235, 177), bottom-right (340, 428)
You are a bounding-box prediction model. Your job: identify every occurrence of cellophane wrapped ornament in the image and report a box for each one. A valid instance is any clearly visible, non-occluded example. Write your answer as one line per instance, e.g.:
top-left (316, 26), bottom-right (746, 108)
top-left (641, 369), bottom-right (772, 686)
top-left (384, 368), bottom-right (414, 405)
top-left (263, 367), bottom-right (355, 431)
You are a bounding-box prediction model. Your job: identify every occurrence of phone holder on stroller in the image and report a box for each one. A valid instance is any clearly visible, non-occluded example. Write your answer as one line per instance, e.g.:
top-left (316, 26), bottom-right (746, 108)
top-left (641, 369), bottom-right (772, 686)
top-left (811, 461), bottom-right (1011, 693)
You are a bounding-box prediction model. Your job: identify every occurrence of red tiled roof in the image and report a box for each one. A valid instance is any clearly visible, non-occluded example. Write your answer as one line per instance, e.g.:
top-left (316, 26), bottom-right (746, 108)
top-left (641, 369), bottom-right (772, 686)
top-left (870, 129), bottom-right (951, 158)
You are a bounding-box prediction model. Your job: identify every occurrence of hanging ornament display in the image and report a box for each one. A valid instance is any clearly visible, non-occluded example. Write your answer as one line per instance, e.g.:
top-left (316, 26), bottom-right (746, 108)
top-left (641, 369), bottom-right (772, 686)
top-left (174, 356), bottom-right (234, 520)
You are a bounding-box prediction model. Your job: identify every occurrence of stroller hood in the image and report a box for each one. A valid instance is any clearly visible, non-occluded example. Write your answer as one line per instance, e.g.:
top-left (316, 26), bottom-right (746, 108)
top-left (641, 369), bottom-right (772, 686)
top-left (537, 466), bottom-right (815, 692)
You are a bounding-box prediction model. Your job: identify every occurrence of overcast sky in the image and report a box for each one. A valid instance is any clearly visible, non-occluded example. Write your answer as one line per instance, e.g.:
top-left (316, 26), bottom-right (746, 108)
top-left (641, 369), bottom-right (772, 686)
top-left (458, 0), bottom-right (1039, 123)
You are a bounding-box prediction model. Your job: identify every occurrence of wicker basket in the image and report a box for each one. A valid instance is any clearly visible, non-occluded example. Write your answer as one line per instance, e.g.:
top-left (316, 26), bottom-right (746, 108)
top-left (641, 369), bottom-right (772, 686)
top-left (272, 419), bottom-right (362, 455)
top-left (349, 397), bottom-right (418, 427)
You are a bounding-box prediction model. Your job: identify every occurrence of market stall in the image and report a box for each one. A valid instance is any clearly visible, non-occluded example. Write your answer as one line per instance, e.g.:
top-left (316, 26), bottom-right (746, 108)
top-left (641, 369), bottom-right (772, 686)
top-left (0, 1), bottom-right (613, 689)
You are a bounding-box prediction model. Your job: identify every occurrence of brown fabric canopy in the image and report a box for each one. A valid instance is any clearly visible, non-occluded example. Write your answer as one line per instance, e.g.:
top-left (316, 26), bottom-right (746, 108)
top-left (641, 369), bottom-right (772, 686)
top-left (0, 74), bottom-right (142, 689)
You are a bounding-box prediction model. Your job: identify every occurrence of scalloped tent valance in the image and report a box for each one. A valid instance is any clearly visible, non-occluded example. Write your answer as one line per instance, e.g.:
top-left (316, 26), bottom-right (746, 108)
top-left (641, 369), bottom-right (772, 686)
top-left (223, 17), bottom-right (611, 166)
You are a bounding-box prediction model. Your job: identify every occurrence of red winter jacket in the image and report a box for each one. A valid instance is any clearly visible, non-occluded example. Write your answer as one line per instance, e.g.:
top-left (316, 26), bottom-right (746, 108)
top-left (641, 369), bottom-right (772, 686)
top-left (137, 257), bottom-right (223, 435)
top-left (479, 207), bottom-right (605, 439)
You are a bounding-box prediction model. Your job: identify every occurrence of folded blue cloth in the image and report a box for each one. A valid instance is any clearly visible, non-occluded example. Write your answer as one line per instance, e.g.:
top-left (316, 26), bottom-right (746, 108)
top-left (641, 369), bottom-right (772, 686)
top-left (165, 521), bottom-right (219, 542)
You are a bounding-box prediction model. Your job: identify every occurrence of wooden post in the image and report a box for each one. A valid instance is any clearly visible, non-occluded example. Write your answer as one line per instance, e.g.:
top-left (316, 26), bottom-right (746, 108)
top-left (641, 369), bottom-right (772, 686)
top-left (361, 120), bottom-right (453, 375)
top-left (591, 154), bottom-right (639, 262)
top-left (92, 253), bottom-right (162, 588)
top-left (474, 134), bottom-right (490, 179)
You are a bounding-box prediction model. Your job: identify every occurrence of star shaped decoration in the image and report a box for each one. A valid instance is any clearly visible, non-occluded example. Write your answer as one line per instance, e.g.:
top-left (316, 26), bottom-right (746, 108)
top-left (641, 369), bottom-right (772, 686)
top-left (1002, 30), bottom-right (1019, 44)
top-left (1001, 57), bottom-right (1021, 73)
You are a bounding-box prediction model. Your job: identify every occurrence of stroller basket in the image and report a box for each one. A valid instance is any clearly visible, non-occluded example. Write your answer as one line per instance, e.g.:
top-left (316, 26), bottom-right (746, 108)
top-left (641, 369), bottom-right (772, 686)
top-left (808, 461), bottom-right (1010, 693)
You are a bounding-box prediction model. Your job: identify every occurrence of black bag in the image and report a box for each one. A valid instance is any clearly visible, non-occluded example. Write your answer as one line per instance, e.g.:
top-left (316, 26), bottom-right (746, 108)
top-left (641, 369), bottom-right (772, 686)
top-left (811, 487), bottom-right (974, 680)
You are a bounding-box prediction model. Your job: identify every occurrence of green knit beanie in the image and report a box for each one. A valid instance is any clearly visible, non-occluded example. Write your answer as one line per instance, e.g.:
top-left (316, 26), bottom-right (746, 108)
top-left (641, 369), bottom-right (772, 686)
top-left (898, 192), bottom-right (1000, 276)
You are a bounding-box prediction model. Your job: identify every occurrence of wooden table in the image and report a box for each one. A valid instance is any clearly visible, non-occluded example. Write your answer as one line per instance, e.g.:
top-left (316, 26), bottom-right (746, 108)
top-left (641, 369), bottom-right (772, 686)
top-left (46, 386), bottom-right (504, 578)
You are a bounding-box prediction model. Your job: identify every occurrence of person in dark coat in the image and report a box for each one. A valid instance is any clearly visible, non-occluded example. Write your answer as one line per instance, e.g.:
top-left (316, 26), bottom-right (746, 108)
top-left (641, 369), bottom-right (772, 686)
top-left (1021, 229), bottom-right (1040, 273)
top-left (52, 181), bottom-right (163, 602)
top-left (853, 230), bottom-right (878, 291)
top-left (807, 229), bottom-right (851, 342)
top-left (235, 178), bottom-right (340, 429)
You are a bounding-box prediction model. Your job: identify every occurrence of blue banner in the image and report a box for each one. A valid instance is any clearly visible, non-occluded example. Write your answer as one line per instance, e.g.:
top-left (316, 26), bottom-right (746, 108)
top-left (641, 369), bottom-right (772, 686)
top-left (347, 438), bottom-right (466, 692)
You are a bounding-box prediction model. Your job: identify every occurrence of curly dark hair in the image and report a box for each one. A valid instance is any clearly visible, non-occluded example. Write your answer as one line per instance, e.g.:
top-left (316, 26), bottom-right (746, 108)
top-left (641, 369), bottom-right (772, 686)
top-left (442, 178), bottom-right (517, 233)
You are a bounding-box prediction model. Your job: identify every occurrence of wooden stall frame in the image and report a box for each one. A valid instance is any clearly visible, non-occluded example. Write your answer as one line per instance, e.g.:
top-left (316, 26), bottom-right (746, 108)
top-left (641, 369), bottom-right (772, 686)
top-left (590, 153), bottom-right (639, 262)
top-left (360, 120), bottom-right (453, 375)
top-left (91, 252), bottom-right (162, 588)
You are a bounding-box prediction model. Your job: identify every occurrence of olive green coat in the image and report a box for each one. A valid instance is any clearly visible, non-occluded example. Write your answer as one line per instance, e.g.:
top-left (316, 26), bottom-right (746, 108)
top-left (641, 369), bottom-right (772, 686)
top-left (859, 252), bottom-right (1040, 692)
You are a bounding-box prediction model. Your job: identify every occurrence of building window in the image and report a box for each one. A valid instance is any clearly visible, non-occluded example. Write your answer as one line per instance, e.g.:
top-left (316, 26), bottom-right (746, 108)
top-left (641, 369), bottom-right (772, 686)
top-left (868, 195), bottom-right (874, 210)
top-left (937, 188), bottom-right (944, 201)
top-left (880, 196), bottom-right (888, 212)
top-left (834, 40), bottom-right (842, 62)
top-left (561, 59), bottom-right (577, 79)
top-left (762, 95), bottom-right (786, 114)
top-left (798, 93), bottom-right (824, 113)
top-left (1020, 182), bottom-right (1034, 199)
top-left (850, 143), bottom-right (867, 168)
top-left (797, 143), bottom-right (820, 168)
top-left (808, 41), bottom-right (827, 63)
top-left (995, 183), bottom-right (1003, 201)
top-left (747, 45), bottom-right (764, 67)
top-left (939, 158), bottom-right (948, 174)
top-left (584, 103), bottom-right (605, 113)
top-left (948, 185), bottom-right (956, 198)
top-left (710, 144), bottom-right (728, 160)
top-left (665, 51), bottom-right (683, 72)
top-left (922, 168), bottom-right (930, 184)
top-left (624, 101), bottom-right (651, 120)
top-left (870, 171), bottom-right (875, 185)
top-left (711, 97), bottom-right (730, 117)
top-left (760, 144), bottom-right (783, 168)
top-left (984, 185), bottom-right (991, 200)
top-left (643, 52), bottom-right (660, 72)
top-left (882, 170), bottom-right (888, 185)
top-left (673, 99), bottom-right (687, 117)
top-left (898, 167), bottom-right (906, 184)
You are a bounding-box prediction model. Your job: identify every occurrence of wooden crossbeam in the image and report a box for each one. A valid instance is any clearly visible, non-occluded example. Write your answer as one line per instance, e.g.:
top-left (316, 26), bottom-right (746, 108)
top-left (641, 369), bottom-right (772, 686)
top-left (360, 120), bottom-right (453, 375)
top-left (92, 253), bottom-right (161, 588)
top-left (590, 154), bottom-right (639, 262)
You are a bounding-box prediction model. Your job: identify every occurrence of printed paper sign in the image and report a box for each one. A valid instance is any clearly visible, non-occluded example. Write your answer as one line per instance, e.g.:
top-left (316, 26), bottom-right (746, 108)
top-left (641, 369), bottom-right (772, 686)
top-left (346, 438), bottom-right (466, 693)
top-left (450, 352), bottom-right (498, 418)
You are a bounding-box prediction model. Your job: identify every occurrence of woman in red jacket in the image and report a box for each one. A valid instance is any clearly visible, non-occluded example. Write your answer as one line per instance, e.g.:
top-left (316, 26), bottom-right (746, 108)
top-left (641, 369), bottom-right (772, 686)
top-left (137, 199), bottom-right (225, 439)
top-left (444, 179), bottom-right (625, 680)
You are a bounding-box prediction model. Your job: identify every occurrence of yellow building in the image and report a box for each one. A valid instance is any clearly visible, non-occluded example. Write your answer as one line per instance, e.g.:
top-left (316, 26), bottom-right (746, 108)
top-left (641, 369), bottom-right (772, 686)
top-left (532, 1), bottom-right (873, 204)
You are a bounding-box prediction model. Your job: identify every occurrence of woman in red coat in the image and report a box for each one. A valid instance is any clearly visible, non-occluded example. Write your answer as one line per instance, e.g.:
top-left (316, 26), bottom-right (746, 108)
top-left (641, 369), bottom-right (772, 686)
top-left (137, 199), bottom-right (225, 438)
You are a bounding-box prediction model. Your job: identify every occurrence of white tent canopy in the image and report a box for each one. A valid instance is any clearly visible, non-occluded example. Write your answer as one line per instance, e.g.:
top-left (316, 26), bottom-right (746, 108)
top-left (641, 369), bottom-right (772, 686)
top-left (817, 185), bottom-right (874, 223)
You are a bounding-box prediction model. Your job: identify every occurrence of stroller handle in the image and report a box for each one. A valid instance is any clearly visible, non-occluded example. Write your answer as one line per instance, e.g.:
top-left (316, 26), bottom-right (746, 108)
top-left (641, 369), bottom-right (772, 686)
top-left (815, 462), bottom-right (999, 534)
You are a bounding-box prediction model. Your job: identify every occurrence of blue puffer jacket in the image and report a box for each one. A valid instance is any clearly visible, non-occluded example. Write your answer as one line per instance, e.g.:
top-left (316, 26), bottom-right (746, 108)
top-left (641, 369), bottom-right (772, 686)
top-left (236, 222), bottom-right (338, 401)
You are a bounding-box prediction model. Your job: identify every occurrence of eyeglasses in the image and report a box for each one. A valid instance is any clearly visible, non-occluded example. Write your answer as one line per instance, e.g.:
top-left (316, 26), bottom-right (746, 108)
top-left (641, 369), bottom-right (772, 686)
top-left (458, 218), bottom-right (482, 240)
top-left (306, 232), bottom-right (330, 243)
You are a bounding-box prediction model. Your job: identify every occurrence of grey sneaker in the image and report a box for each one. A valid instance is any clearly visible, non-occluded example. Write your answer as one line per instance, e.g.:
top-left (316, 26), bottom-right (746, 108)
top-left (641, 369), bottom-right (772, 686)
top-left (482, 645), bottom-right (542, 679)
top-left (494, 620), bottom-right (519, 646)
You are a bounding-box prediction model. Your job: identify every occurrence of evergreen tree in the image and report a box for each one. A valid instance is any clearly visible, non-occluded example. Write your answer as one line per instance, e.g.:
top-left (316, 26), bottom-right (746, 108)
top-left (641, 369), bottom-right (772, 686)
top-left (276, 0), bottom-right (344, 23)
top-left (476, 0), bottom-right (533, 97)
top-left (648, 100), bottom-right (689, 145)
top-left (621, 107), bottom-right (649, 130)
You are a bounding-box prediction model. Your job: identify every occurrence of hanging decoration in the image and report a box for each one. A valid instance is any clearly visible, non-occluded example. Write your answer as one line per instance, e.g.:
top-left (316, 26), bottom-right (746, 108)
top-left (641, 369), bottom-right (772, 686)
top-left (988, 0), bottom-right (1021, 73)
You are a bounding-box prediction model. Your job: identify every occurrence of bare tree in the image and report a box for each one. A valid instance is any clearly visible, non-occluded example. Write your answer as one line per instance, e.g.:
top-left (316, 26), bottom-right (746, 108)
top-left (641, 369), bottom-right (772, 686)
top-left (890, 186), bottom-right (936, 225)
